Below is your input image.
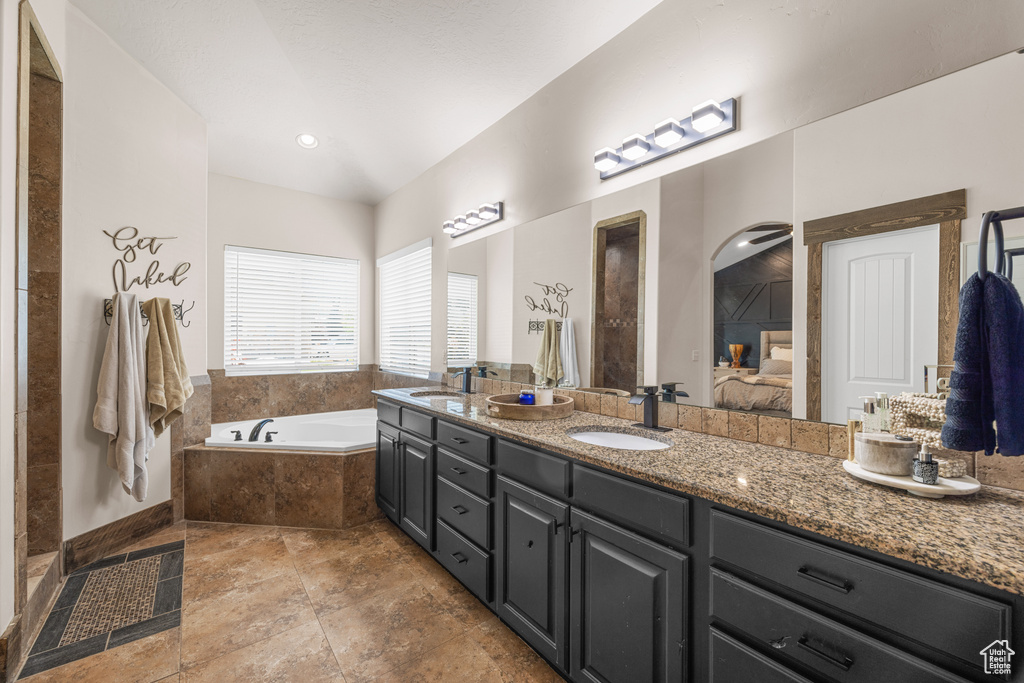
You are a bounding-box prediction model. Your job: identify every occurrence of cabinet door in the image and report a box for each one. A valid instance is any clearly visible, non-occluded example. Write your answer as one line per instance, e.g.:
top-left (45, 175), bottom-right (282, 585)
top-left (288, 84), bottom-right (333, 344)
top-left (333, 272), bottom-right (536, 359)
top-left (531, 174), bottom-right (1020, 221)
top-left (570, 509), bottom-right (688, 683)
top-left (399, 433), bottom-right (435, 551)
top-left (495, 475), bottom-right (569, 672)
top-left (375, 425), bottom-right (400, 524)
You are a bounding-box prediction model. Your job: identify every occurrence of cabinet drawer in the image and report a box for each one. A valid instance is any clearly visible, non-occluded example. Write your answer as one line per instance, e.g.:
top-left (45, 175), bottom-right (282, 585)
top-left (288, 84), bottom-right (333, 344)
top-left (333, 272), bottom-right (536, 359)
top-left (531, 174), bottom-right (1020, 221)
top-left (437, 477), bottom-right (491, 549)
top-left (711, 511), bottom-right (1011, 669)
top-left (377, 399), bottom-right (400, 428)
top-left (496, 439), bottom-right (570, 498)
top-left (437, 421), bottom-right (491, 465)
top-left (437, 448), bottom-right (490, 499)
top-left (709, 628), bottom-right (812, 683)
top-left (436, 520), bottom-right (491, 604)
top-left (573, 466), bottom-right (689, 548)
top-left (710, 569), bottom-right (969, 683)
top-left (400, 407), bottom-right (435, 440)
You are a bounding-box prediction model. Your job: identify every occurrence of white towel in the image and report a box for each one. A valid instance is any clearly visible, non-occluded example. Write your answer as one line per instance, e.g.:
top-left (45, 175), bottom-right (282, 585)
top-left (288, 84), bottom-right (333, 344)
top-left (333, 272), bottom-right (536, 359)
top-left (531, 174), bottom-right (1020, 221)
top-left (93, 293), bottom-right (154, 502)
top-left (559, 318), bottom-right (581, 387)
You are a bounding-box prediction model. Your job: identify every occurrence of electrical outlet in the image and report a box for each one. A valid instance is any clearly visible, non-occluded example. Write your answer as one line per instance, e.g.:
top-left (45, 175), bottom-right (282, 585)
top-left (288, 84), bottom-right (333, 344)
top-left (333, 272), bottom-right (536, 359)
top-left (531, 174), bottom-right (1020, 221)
top-left (692, 350), bottom-right (699, 362)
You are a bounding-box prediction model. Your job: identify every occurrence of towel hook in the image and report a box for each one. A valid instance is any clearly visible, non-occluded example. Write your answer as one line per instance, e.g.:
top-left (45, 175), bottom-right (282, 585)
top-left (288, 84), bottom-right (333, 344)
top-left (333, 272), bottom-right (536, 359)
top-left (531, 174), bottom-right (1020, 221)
top-left (978, 206), bottom-right (1024, 281)
top-left (1004, 247), bottom-right (1024, 281)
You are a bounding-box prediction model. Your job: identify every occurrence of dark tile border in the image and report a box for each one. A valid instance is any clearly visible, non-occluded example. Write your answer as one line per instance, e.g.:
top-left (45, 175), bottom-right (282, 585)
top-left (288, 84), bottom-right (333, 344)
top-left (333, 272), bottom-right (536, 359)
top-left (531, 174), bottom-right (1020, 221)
top-left (63, 500), bottom-right (174, 574)
top-left (19, 541), bottom-right (184, 679)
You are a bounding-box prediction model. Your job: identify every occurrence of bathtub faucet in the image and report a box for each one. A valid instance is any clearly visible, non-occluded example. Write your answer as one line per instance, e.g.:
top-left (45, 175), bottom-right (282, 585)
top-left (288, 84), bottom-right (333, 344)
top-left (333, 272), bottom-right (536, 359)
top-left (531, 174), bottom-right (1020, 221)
top-left (249, 419), bottom-right (275, 442)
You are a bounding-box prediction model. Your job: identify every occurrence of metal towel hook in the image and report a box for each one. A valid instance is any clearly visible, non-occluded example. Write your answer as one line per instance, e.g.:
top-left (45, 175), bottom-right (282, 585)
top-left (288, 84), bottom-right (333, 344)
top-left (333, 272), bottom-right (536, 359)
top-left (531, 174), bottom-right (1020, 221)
top-left (978, 211), bottom-right (1005, 282)
top-left (1004, 247), bottom-right (1024, 281)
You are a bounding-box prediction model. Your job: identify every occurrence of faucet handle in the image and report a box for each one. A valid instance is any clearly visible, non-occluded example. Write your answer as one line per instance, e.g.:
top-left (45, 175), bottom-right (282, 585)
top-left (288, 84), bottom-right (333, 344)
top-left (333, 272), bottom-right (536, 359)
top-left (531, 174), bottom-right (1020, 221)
top-left (636, 386), bottom-right (659, 395)
top-left (264, 431), bottom-right (278, 443)
top-left (231, 430), bottom-right (243, 441)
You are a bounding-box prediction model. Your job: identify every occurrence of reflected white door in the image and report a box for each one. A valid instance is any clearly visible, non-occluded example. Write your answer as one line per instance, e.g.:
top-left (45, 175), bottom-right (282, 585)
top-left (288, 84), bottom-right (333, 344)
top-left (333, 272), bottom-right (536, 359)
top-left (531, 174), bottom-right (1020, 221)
top-left (823, 226), bottom-right (939, 424)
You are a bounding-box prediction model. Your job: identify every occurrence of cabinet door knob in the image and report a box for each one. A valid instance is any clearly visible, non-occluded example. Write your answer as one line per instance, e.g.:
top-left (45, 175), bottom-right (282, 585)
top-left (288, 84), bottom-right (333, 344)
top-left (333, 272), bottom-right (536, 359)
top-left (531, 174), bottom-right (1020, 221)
top-left (451, 505), bottom-right (469, 515)
top-left (451, 552), bottom-right (468, 564)
top-left (797, 566), bottom-right (852, 594)
top-left (797, 636), bottom-right (852, 671)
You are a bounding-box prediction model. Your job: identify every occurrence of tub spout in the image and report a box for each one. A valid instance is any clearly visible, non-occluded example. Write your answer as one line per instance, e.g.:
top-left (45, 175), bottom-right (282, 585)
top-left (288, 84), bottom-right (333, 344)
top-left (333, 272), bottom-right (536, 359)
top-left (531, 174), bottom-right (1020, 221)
top-left (249, 419), bottom-right (274, 442)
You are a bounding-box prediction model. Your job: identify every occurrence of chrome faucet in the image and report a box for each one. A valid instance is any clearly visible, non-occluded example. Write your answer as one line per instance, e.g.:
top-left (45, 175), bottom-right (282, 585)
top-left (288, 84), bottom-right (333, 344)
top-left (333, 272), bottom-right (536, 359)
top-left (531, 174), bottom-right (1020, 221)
top-left (629, 386), bottom-right (672, 432)
top-left (249, 418), bottom-right (274, 442)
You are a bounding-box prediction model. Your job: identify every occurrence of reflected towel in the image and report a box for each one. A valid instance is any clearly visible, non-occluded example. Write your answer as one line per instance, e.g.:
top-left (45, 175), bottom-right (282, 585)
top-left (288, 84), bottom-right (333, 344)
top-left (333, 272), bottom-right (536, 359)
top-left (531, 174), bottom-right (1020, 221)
top-left (559, 318), bottom-right (580, 387)
top-left (942, 273), bottom-right (1024, 455)
top-left (142, 298), bottom-right (194, 437)
top-left (93, 293), bottom-right (154, 501)
top-left (533, 318), bottom-right (563, 386)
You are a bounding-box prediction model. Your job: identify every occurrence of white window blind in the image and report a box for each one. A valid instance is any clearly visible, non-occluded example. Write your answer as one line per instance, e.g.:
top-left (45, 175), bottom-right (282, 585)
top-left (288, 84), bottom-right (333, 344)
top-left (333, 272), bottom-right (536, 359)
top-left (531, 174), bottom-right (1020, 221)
top-left (447, 272), bottom-right (478, 367)
top-left (224, 245), bottom-right (359, 375)
top-left (378, 242), bottom-right (432, 377)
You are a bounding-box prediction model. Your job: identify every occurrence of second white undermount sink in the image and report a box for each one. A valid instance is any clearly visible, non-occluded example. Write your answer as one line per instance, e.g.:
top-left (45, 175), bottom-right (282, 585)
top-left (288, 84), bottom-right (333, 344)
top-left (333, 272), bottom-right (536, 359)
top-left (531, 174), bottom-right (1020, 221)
top-left (568, 429), bottom-right (671, 451)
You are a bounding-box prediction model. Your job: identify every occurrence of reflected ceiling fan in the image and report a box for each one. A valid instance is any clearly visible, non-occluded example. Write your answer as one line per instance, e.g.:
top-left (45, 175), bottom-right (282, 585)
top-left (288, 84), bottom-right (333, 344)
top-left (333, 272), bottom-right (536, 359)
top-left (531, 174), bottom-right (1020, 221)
top-left (744, 223), bottom-right (793, 245)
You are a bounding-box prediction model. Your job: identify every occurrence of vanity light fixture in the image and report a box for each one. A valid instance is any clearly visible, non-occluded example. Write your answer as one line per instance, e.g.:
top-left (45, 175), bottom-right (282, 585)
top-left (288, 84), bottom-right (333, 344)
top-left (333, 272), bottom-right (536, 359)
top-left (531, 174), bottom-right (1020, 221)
top-left (296, 133), bottom-right (319, 149)
top-left (594, 98), bottom-right (738, 180)
top-left (691, 100), bottom-right (726, 133)
top-left (621, 134), bottom-right (650, 161)
top-left (443, 201), bottom-right (505, 238)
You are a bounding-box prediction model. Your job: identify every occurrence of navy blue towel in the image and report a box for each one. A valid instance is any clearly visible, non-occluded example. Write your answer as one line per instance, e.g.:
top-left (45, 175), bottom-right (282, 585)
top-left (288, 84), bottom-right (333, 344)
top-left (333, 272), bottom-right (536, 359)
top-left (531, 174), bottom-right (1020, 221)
top-left (942, 273), bottom-right (1024, 456)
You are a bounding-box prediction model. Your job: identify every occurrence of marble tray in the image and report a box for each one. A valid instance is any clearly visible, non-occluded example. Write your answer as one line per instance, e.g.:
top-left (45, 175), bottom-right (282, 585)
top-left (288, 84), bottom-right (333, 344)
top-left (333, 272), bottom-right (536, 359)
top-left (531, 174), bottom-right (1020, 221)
top-left (843, 460), bottom-right (981, 499)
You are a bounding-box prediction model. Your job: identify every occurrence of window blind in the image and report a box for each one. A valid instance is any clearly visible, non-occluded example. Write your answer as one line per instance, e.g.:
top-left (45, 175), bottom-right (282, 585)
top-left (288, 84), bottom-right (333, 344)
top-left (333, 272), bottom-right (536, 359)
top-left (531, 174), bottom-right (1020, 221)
top-left (224, 245), bottom-right (359, 375)
top-left (447, 272), bottom-right (478, 367)
top-left (379, 243), bottom-right (432, 377)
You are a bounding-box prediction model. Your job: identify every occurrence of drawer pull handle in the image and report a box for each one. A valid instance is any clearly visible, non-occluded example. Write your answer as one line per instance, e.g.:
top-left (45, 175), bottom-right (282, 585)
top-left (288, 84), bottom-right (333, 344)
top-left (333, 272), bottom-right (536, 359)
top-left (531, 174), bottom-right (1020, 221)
top-left (452, 505), bottom-right (469, 515)
top-left (797, 636), bottom-right (852, 671)
top-left (449, 467), bottom-right (467, 475)
top-left (451, 437), bottom-right (469, 444)
top-left (451, 552), bottom-right (468, 564)
top-left (797, 566), bottom-right (851, 594)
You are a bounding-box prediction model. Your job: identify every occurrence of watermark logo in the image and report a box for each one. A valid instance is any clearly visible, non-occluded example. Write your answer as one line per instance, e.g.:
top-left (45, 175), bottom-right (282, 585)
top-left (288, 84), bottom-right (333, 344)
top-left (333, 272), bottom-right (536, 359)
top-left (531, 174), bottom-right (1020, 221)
top-left (980, 640), bottom-right (1015, 676)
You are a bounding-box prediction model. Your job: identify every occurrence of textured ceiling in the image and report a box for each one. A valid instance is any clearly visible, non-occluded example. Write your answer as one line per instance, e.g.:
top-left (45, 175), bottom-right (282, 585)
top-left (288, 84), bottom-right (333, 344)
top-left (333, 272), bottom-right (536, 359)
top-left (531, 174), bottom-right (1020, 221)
top-left (69, 0), bottom-right (663, 204)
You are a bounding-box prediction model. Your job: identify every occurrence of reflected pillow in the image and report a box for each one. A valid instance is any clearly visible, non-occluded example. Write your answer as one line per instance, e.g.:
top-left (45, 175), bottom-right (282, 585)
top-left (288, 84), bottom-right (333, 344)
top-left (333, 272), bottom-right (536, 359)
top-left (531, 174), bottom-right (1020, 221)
top-left (760, 359), bottom-right (792, 376)
top-left (770, 346), bottom-right (794, 362)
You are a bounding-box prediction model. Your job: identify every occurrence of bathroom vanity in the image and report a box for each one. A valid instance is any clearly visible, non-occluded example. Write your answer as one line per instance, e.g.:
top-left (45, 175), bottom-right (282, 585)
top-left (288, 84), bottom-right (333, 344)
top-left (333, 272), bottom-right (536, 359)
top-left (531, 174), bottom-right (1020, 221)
top-left (374, 388), bottom-right (1024, 682)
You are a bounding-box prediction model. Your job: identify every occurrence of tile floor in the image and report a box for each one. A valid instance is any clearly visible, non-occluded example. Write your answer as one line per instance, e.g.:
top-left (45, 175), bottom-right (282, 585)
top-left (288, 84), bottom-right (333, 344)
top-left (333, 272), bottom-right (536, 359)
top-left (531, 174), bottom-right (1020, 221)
top-left (19, 520), bottom-right (563, 682)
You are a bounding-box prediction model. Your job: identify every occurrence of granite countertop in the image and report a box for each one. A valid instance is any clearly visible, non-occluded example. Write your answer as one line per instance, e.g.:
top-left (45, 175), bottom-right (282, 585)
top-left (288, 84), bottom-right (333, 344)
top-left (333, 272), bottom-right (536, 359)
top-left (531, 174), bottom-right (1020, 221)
top-left (374, 387), bottom-right (1024, 597)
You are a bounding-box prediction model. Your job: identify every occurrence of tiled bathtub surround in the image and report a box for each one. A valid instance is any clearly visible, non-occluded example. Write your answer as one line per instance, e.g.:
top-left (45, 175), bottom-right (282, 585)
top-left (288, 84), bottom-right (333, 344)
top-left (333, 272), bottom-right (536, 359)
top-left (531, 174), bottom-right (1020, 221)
top-left (171, 375), bottom-right (212, 523)
top-left (184, 446), bottom-right (379, 530)
top-left (401, 385), bottom-right (1024, 595)
top-left (451, 375), bottom-right (992, 486)
top-left (209, 366), bottom-right (375, 424)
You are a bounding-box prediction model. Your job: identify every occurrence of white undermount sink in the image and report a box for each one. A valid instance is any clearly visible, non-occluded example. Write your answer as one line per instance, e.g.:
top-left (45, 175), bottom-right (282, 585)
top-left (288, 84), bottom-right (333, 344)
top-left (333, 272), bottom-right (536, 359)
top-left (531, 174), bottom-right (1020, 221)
top-left (568, 430), bottom-right (671, 451)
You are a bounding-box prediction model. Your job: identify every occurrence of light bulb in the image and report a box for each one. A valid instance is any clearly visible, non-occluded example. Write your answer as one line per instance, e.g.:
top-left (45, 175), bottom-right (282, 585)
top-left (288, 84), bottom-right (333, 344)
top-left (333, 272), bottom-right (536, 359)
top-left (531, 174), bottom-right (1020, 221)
top-left (466, 210), bottom-right (482, 225)
top-left (296, 133), bottom-right (319, 149)
top-left (621, 134), bottom-right (650, 161)
top-left (594, 147), bottom-right (620, 172)
top-left (478, 203), bottom-right (499, 220)
top-left (443, 221), bottom-right (456, 234)
top-left (653, 119), bottom-right (684, 147)
top-left (453, 216), bottom-right (469, 231)
top-left (691, 100), bottom-right (725, 133)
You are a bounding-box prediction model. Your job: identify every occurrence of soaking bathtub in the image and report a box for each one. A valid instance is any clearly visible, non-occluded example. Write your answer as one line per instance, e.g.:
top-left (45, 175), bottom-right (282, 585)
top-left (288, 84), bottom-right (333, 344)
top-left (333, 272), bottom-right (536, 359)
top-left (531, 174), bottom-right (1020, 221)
top-left (204, 408), bottom-right (378, 452)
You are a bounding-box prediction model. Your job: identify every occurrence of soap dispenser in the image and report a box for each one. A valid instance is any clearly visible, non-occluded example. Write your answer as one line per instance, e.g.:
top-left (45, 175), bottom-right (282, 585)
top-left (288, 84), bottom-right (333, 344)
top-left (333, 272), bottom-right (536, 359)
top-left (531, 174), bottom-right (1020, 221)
top-left (874, 392), bottom-right (890, 432)
top-left (913, 444), bottom-right (939, 485)
top-left (859, 396), bottom-right (881, 433)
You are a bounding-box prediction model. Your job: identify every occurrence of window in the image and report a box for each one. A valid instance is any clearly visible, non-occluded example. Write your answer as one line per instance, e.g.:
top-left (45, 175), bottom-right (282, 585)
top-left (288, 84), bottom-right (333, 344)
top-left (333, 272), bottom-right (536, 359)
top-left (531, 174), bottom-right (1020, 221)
top-left (378, 239), bottom-right (432, 377)
top-left (447, 272), bottom-right (478, 366)
top-left (224, 246), bottom-right (359, 375)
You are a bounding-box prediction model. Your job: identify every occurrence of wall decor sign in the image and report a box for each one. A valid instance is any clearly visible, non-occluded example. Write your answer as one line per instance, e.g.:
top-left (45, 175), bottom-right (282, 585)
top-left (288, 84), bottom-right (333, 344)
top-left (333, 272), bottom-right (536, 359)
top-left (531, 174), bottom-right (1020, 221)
top-left (525, 281), bottom-right (572, 318)
top-left (103, 227), bottom-right (191, 293)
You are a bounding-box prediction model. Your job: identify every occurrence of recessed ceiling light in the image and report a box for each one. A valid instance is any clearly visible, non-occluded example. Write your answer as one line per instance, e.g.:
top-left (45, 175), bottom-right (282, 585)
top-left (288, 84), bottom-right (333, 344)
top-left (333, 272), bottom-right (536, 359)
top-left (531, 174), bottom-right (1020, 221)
top-left (296, 133), bottom-right (319, 149)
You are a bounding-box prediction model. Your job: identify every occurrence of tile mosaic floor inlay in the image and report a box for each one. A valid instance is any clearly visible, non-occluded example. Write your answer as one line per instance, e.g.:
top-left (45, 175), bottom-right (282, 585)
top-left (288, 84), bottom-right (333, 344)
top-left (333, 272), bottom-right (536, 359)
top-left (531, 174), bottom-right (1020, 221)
top-left (20, 541), bottom-right (183, 679)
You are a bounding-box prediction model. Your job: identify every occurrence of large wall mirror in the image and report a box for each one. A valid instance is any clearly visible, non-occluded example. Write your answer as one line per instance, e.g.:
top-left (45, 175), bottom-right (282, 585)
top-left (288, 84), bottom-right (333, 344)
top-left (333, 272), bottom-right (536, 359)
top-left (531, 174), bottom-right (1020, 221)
top-left (445, 50), bottom-right (1024, 425)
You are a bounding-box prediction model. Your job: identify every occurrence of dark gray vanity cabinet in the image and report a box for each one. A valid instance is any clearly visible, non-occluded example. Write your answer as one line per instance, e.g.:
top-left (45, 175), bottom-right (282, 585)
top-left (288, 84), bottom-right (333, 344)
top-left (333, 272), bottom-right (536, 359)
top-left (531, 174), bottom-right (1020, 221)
top-left (398, 431), bottom-right (435, 552)
top-left (495, 474), bottom-right (570, 671)
top-left (569, 509), bottom-right (688, 683)
top-left (375, 423), bottom-right (400, 524)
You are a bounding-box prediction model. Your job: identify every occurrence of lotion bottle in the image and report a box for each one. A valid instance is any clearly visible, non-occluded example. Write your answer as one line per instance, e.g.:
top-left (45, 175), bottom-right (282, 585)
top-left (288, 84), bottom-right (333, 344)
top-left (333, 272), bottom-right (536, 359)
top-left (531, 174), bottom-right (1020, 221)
top-left (859, 396), bottom-right (881, 433)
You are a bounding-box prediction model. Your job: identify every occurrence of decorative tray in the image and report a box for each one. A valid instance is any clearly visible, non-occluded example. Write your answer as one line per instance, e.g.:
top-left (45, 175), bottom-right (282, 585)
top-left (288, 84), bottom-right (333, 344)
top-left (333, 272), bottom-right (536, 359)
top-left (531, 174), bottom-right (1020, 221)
top-left (842, 460), bottom-right (981, 499)
top-left (485, 393), bottom-right (574, 420)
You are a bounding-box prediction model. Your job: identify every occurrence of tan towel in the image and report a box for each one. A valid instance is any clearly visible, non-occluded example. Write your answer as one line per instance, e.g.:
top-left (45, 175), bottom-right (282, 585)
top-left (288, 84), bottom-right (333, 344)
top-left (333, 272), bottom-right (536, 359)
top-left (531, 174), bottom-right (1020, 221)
top-left (93, 293), bottom-right (154, 501)
top-left (142, 298), bottom-right (194, 437)
top-left (532, 318), bottom-right (563, 386)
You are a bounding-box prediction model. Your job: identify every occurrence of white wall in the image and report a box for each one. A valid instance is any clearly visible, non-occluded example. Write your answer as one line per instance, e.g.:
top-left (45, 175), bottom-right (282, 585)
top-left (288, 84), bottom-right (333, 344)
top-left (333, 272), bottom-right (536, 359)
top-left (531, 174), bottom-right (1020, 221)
top-left (62, 5), bottom-right (207, 540)
top-left (0, 0), bottom-right (66, 636)
top-left (483, 230), bottom-right (514, 364)
top-left (792, 51), bottom-right (1024, 418)
top-left (207, 173), bottom-right (375, 369)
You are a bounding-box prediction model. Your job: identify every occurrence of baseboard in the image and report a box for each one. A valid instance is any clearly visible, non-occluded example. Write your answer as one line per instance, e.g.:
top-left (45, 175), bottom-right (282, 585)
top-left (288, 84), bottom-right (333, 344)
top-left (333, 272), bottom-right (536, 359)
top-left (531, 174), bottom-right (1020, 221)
top-left (63, 500), bottom-right (174, 574)
top-left (0, 614), bottom-right (21, 683)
